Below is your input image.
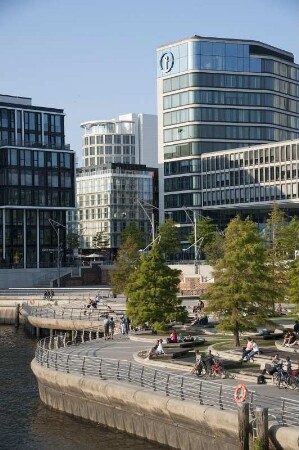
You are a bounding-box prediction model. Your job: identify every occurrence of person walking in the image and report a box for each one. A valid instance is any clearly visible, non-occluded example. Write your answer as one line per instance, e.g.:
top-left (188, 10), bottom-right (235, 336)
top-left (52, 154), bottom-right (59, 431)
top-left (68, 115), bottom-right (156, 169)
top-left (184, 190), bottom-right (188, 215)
top-left (103, 314), bottom-right (109, 340)
top-left (109, 317), bottom-right (115, 340)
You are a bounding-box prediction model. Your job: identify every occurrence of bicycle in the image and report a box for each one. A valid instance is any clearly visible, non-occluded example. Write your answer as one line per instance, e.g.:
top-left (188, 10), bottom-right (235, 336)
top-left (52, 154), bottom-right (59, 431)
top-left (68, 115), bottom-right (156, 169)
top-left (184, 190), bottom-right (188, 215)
top-left (273, 368), bottom-right (295, 389)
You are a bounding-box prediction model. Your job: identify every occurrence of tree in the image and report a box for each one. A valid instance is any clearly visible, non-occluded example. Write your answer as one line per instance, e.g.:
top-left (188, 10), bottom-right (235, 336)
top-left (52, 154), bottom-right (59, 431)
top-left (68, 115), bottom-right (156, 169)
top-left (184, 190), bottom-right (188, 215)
top-left (206, 216), bottom-right (275, 347)
top-left (263, 204), bottom-right (299, 306)
top-left (125, 245), bottom-right (187, 330)
top-left (66, 231), bottom-right (80, 250)
top-left (92, 231), bottom-right (109, 250)
top-left (287, 257), bottom-right (299, 306)
top-left (120, 223), bottom-right (146, 249)
top-left (204, 232), bottom-right (225, 265)
top-left (158, 218), bottom-right (180, 257)
top-left (110, 236), bottom-right (141, 295)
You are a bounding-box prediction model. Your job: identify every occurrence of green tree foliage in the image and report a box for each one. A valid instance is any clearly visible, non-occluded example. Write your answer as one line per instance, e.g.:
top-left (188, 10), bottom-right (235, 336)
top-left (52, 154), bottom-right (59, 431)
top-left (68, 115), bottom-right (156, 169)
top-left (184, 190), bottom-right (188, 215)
top-left (110, 236), bottom-right (141, 295)
top-left (188, 216), bottom-right (220, 261)
top-left (120, 223), bottom-right (146, 249)
top-left (158, 218), bottom-right (180, 257)
top-left (204, 232), bottom-right (225, 265)
top-left (92, 231), bottom-right (109, 250)
top-left (125, 245), bottom-right (187, 330)
top-left (206, 216), bottom-right (275, 347)
top-left (287, 257), bottom-right (299, 305)
top-left (264, 204), bottom-right (299, 305)
top-left (66, 231), bottom-right (80, 250)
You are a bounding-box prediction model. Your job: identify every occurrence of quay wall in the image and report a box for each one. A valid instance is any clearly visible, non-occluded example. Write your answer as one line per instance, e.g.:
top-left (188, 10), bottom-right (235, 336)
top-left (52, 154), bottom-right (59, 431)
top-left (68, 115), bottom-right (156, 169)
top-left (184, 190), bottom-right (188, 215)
top-left (31, 360), bottom-right (299, 450)
top-left (0, 304), bottom-right (16, 324)
top-left (31, 359), bottom-right (238, 450)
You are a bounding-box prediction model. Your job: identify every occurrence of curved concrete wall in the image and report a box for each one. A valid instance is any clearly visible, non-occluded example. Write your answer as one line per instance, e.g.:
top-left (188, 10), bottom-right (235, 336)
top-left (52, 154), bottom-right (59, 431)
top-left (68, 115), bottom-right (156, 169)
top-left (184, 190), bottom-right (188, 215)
top-left (21, 307), bottom-right (104, 331)
top-left (31, 359), bottom-right (239, 450)
top-left (31, 359), bottom-right (299, 450)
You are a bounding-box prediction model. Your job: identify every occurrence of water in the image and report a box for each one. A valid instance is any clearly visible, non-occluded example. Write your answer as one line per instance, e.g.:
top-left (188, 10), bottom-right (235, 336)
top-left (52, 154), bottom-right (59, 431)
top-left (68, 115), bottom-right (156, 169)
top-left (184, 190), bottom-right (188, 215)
top-left (0, 326), bottom-right (165, 450)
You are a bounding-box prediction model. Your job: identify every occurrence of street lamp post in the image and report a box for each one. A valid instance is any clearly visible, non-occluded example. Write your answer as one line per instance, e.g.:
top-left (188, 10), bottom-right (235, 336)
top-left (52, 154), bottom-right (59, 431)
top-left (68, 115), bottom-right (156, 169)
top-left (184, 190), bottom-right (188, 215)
top-left (48, 219), bottom-right (66, 288)
top-left (182, 207), bottom-right (204, 274)
top-left (137, 199), bottom-right (157, 246)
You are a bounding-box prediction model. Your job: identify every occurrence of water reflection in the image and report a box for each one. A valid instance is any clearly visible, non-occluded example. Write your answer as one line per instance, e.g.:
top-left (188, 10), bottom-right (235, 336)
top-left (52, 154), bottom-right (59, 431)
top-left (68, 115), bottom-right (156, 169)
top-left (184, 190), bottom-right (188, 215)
top-left (0, 326), bottom-right (165, 450)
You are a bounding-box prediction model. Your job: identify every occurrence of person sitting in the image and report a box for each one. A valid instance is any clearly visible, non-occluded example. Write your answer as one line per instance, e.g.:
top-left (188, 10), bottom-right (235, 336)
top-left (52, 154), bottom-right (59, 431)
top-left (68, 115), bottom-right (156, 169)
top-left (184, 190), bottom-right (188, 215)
top-left (285, 333), bottom-right (296, 347)
top-left (241, 338), bottom-right (253, 360)
top-left (167, 331), bottom-right (178, 344)
top-left (203, 349), bottom-right (215, 374)
top-left (283, 356), bottom-right (292, 374)
top-left (184, 334), bottom-right (194, 342)
top-left (294, 320), bottom-right (299, 334)
top-left (267, 354), bottom-right (282, 375)
top-left (283, 332), bottom-right (292, 346)
top-left (243, 340), bottom-right (260, 362)
top-left (199, 300), bottom-right (205, 312)
top-left (191, 350), bottom-right (202, 374)
top-left (156, 339), bottom-right (165, 355)
top-left (147, 340), bottom-right (160, 359)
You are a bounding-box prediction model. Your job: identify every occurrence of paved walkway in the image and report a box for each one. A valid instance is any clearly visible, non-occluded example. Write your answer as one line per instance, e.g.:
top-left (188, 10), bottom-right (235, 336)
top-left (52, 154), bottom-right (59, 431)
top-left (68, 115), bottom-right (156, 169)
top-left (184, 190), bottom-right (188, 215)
top-left (54, 333), bottom-right (299, 402)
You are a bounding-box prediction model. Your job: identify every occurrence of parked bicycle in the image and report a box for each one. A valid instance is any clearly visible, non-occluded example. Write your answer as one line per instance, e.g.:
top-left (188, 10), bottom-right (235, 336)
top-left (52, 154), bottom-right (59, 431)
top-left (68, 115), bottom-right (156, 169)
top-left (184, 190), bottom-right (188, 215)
top-left (273, 367), bottom-right (299, 390)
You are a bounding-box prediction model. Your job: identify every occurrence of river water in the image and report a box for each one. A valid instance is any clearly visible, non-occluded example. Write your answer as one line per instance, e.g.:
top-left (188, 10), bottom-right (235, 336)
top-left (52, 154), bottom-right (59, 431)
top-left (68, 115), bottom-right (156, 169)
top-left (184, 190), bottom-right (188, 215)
top-left (0, 326), bottom-right (165, 450)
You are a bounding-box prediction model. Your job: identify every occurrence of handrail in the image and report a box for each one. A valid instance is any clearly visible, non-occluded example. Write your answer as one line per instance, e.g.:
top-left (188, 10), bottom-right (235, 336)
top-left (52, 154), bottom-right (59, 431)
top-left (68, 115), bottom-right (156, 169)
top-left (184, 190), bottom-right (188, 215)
top-left (34, 335), bottom-right (299, 427)
top-left (22, 303), bottom-right (105, 322)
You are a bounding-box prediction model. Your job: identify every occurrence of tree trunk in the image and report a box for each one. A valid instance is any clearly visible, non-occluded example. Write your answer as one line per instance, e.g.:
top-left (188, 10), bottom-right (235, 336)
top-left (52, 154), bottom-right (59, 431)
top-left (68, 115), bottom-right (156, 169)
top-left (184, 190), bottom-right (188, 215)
top-left (234, 323), bottom-right (240, 347)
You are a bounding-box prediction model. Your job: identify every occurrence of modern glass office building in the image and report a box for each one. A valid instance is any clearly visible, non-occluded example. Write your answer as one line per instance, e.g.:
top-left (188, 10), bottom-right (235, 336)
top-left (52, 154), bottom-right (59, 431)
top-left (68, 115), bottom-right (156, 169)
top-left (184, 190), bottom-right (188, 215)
top-left (70, 163), bottom-right (158, 257)
top-left (0, 95), bottom-right (75, 269)
top-left (157, 36), bottom-right (299, 226)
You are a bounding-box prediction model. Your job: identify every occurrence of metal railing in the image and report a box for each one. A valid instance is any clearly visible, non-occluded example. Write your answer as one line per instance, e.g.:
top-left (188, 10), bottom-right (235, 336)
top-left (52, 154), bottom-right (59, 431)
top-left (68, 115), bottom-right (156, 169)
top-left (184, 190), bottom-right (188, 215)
top-left (34, 335), bottom-right (299, 427)
top-left (22, 303), bottom-right (107, 322)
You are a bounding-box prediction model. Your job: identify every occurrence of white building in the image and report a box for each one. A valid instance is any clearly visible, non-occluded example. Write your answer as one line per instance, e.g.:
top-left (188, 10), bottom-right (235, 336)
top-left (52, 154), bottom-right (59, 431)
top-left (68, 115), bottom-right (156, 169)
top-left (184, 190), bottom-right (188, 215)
top-left (80, 113), bottom-right (157, 168)
top-left (67, 113), bottom-right (158, 257)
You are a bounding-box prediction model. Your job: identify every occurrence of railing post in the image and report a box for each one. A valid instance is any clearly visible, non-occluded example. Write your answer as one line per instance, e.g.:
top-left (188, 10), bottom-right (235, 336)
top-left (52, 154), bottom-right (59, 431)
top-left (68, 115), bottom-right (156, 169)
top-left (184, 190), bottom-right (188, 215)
top-left (128, 362), bottom-right (132, 382)
top-left (219, 384), bottom-right (223, 410)
top-left (249, 391), bottom-right (255, 419)
top-left (66, 354), bottom-right (70, 374)
top-left (166, 374), bottom-right (170, 396)
top-left (46, 350), bottom-right (49, 368)
top-left (82, 357), bottom-right (86, 376)
top-left (116, 360), bottom-right (120, 380)
top-left (281, 399), bottom-right (286, 426)
top-left (55, 353), bottom-right (58, 371)
top-left (180, 377), bottom-right (184, 400)
top-left (79, 312), bottom-right (82, 320)
top-left (99, 359), bottom-right (102, 378)
top-left (153, 370), bottom-right (157, 391)
top-left (140, 366), bottom-right (144, 387)
top-left (198, 380), bottom-right (203, 404)
top-left (53, 310), bottom-right (56, 319)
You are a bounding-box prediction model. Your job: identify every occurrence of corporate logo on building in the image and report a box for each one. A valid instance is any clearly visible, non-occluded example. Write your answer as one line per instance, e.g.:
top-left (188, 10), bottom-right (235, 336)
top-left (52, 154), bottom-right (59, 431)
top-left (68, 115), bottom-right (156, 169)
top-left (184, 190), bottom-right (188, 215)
top-left (160, 51), bottom-right (174, 73)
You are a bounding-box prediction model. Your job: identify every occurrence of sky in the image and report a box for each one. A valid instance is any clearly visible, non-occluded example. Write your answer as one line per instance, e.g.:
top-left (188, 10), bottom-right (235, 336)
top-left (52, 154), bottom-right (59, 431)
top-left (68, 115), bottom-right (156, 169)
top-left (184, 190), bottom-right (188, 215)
top-left (0, 0), bottom-right (298, 164)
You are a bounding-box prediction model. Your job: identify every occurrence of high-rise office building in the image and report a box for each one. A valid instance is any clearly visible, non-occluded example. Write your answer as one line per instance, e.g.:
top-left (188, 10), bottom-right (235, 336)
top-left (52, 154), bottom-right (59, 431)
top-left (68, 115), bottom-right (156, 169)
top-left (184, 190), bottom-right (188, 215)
top-left (68, 113), bottom-right (158, 256)
top-left (0, 95), bottom-right (75, 269)
top-left (81, 113), bottom-right (157, 168)
top-left (157, 36), bottom-right (299, 226)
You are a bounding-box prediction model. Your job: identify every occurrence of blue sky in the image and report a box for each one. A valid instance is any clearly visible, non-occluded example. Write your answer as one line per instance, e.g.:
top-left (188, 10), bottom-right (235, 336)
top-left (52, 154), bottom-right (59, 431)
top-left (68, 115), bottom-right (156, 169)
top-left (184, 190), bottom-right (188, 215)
top-left (0, 0), bottom-right (298, 162)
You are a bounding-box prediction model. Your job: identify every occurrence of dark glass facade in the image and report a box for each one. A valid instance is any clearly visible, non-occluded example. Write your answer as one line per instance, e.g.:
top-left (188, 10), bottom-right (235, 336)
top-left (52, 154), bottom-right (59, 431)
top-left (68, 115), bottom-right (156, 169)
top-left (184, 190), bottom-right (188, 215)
top-left (157, 36), bottom-right (299, 225)
top-left (0, 96), bottom-right (75, 269)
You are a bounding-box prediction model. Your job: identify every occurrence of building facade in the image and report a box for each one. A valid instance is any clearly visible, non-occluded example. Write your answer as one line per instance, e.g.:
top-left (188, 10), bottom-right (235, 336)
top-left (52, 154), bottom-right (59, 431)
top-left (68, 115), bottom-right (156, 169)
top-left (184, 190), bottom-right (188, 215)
top-left (81, 113), bottom-right (157, 169)
top-left (70, 114), bottom-right (158, 256)
top-left (200, 139), bottom-right (299, 227)
top-left (157, 36), bottom-right (299, 225)
top-left (0, 95), bottom-right (75, 269)
top-left (70, 163), bottom-right (158, 256)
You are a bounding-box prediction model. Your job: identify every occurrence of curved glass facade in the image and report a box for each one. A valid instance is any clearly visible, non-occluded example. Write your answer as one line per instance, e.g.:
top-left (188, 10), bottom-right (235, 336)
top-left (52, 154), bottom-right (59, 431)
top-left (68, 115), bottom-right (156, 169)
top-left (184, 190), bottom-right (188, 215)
top-left (157, 36), bottom-right (299, 223)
